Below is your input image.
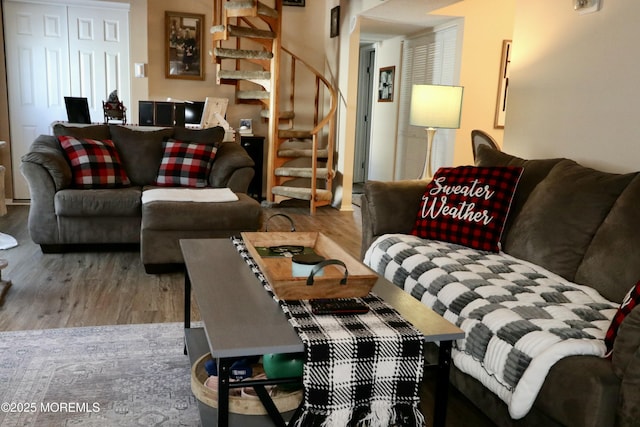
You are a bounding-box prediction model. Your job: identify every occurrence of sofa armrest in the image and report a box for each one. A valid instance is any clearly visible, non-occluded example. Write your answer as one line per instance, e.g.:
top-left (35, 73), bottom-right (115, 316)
top-left (19, 161), bottom-right (60, 244)
top-left (360, 179), bottom-right (426, 259)
top-left (21, 135), bottom-right (72, 191)
top-left (209, 142), bottom-right (255, 192)
top-left (612, 307), bottom-right (640, 426)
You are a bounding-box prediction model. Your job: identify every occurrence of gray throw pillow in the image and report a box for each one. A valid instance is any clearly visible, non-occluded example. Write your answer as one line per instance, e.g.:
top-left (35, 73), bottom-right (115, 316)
top-left (504, 160), bottom-right (636, 282)
top-left (474, 145), bottom-right (565, 241)
top-left (52, 123), bottom-right (111, 141)
top-left (575, 175), bottom-right (640, 302)
top-left (109, 126), bottom-right (174, 186)
top-left (172, 126), bottom-right (225, 147)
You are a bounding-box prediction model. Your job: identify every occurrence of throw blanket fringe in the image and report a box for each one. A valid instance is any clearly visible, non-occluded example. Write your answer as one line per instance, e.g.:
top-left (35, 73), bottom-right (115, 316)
top-left (292, 402), bottom-right (425, 427)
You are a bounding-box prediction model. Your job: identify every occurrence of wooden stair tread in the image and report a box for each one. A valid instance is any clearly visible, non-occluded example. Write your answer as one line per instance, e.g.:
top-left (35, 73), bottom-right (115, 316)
top-left (260, 109), bottom-right (294, 119)
top-left (279, 129), bottom-right (312, 139)
top-left (278, 148), bottom-right (329, 158)
top-left (272, 186), bottom-right (332, 201)
top-left (218, 69), bottom-right (271, 80)
top-left (214, 47), bottom-right (273, 60)
top-left (278, 139), bottom-right (328, 158)
top-left (275, 167), bottom-right (329, 179)
top-left (228, 24), bottom-right (275, 39)
top-left (237, 90), bottom-right (270, 100)
top-left (224, 1), bottom-right (279, 18)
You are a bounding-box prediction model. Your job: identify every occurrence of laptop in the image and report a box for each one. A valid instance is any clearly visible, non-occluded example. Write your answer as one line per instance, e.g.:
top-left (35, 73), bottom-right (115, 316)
top-left (64, 97), bottom-right (91, 124)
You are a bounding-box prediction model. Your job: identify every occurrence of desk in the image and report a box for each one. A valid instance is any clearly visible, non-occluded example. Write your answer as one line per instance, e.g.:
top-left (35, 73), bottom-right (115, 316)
top-left (181, 238), bottom-right (464, 427)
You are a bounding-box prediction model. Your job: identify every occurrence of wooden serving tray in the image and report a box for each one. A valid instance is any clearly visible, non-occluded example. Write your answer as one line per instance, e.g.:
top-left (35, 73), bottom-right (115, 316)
top-left (241, 232), bottom-right (378, 300)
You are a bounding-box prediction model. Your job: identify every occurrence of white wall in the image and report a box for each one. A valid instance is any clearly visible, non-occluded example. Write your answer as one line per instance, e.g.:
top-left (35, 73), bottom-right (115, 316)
top-left (505, 0), bottom-right (640, 173)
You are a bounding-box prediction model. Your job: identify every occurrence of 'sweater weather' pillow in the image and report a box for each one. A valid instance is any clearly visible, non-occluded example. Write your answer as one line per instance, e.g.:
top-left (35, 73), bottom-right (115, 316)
top-left (155, 140), bottom-right (217, 188)
top-left (605, 280), bottom-right (640, 358)
top-left (411, 166), bottom-right (523, 252)
top-left (58, 136), bottom-right (130, 189)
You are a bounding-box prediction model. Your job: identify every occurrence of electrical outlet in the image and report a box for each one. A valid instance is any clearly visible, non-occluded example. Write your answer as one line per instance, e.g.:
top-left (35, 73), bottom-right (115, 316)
top-left (574, 0), bottom-right (601, 14)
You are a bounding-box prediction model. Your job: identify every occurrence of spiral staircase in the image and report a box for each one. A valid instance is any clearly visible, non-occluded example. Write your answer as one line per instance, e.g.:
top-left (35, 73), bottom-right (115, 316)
top-left (210, 0), bottom-right (337, 214)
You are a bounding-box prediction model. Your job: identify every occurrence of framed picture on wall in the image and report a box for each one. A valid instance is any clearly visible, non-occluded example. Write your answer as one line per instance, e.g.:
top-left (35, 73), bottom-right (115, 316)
top-left (330, 6), bottom-right (340, 38)
top-left (283, 0), bottom-right (305, 6)
top-left (494, 40), bottom-right (512, 128)
top-left (378, 66), bottom-right (395, 102)
top-left (165, 11), bottom-right (205, 80)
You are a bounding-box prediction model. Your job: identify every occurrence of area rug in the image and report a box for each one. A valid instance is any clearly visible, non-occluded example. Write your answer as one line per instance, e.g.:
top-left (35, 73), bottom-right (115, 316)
top-left (0, 322), bottom-right (201, 427)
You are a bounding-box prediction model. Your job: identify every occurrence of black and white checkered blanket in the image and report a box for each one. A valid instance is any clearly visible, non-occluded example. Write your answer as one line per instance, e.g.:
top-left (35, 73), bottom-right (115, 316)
top-left (232, 237), bottom-right (425, 427)
top-left (364, 234), bottom-right (618, 419)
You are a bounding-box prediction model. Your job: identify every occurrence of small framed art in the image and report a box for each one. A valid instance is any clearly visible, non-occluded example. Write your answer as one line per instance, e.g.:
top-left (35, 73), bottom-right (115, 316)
top-left (330, 6), bottom-right (340, 38)
top-left (378, 66), bottom-right (395, 102)
top-left (494, 40), bottom-right (512, 128)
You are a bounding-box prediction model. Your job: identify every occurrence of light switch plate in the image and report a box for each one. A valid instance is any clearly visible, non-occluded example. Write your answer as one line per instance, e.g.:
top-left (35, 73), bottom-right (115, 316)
top-left (574, 0), bottom-right (600, 14)
top-left (134, 63), bottom-right (146, 78)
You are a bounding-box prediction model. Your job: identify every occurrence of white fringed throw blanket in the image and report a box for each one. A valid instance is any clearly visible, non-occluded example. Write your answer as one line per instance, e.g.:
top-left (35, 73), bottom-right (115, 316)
top-left (364, 234), bottom-right (618, 419)
top-left (232, 237), bottom-right (426, 427)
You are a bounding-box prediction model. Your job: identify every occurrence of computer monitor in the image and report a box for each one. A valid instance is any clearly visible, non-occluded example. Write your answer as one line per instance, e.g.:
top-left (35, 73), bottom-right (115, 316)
top-left (184, 101), bottom-right (205, 127)
top-left (64, 97), bottom-right (91, 124)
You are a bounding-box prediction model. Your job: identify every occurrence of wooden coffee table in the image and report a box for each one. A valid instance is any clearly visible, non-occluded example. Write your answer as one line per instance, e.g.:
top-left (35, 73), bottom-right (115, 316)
top-left (181, 238), bottom-right (464, 427)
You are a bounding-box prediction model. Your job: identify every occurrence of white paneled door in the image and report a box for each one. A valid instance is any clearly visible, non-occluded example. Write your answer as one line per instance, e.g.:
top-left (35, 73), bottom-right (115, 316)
top-left (67, 5), bottom-right (130, 117)
top-left (3, 0), bottom-right (130, 200)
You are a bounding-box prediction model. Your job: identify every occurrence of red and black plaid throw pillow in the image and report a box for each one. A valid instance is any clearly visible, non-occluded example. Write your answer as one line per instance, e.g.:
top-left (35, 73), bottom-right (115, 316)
top-left (155, 140), bottom-right (217, 188)
top-left (58, 136), bottom-right (130, 189)
top-left (411, 166), bottom-right (523, 252)
top-left (604, 280), bottom-right (640, 358)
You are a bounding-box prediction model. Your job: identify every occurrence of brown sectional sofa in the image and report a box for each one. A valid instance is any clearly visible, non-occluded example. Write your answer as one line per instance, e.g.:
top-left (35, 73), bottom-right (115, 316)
top-left (20, 123), bottom-right (263, 273)
top-left (360, 145), bottom-right (640, 427)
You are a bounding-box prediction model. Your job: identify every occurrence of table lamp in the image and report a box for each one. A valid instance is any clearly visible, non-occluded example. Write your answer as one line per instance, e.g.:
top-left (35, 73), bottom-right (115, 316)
top-left (409, 84), bottom-right (464, 179)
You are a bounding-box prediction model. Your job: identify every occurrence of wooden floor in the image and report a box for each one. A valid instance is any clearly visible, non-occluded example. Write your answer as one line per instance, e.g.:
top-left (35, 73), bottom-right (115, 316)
top-left (0, 202), bottom-right (495, 426)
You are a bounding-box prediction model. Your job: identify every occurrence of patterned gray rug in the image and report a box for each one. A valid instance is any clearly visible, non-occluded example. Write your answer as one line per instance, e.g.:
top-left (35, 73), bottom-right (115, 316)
top-left (0, 322), bottom-right (201, 426)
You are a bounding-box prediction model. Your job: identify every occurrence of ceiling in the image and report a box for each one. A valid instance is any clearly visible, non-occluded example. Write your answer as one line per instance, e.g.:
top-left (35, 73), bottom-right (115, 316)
top-left (359, 0), bottom-right (461, 41)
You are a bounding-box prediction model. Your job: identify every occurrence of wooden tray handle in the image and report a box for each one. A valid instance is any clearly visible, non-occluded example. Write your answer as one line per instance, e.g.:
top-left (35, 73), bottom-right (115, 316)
top-left (264, 214), bottom-right (296, 232)
top-left (306, 259), bottom-right (348, 286)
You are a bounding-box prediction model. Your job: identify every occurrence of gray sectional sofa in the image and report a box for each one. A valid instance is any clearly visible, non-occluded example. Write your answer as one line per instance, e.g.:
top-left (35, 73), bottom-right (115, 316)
top-left (20, 123), bottom-right (263, 273)
top-left (360, 145), bottom-right (640, 427)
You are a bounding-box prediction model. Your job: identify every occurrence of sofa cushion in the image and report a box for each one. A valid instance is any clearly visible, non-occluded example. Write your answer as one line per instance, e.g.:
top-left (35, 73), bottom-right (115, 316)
top-left (172, 126), bottom-right (225, 146)
top-left (605, 281), bottom-right (640, 357)
top-left (54, 187), bottom-right (142, 216)
top-left (52, 123), bottom-right (111, 140)
top-left (154, 140), bottom-right (217, 188)
top-left (58, 136), bottom-right (131, 189)
top-left (474, 145), bottom-right (565, 241)
top-left (410, 166), bottom-right (522, 252)
top-left (504, 161), bottom-right (636, 282)
top-left (574, 175), bottom-right (640, 303)
top-left (109, 125), bottom-right (174, 186)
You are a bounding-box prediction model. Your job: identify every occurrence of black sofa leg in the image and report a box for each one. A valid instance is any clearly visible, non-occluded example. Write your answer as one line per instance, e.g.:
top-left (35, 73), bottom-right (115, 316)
top-left (144, 263), bottom-right (184, 274)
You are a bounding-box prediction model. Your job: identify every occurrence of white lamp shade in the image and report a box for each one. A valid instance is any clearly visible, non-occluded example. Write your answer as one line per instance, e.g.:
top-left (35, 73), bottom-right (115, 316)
top-left (409, 84), bottom-right (464, 129)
